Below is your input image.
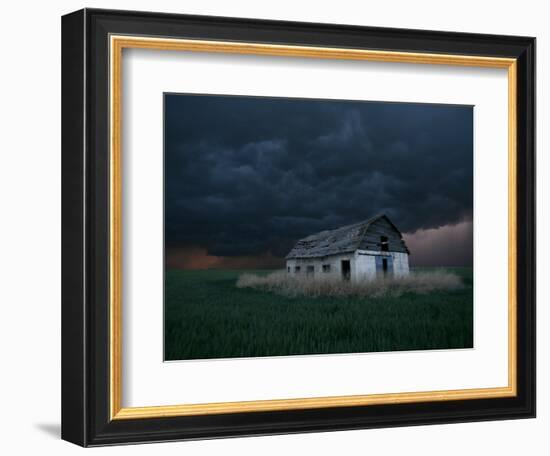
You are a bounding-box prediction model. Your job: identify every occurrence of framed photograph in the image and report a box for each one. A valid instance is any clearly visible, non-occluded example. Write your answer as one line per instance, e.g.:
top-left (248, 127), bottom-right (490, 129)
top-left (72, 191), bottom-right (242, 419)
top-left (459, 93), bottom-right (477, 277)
top-left (61, 8), bottom-right (535, 446)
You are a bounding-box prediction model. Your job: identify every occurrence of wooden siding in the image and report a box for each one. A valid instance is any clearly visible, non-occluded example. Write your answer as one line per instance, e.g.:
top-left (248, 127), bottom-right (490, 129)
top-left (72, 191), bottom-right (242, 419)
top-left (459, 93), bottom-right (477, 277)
top-left (358, 217), bottom-right (409, 254)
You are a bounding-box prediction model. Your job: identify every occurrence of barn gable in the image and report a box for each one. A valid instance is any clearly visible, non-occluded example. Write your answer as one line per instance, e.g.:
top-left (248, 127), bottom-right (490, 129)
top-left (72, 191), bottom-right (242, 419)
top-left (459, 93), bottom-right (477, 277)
top-left (358, 216), bottom-right (409, 254)
top-left (285, 214), bottom-right (409, 259)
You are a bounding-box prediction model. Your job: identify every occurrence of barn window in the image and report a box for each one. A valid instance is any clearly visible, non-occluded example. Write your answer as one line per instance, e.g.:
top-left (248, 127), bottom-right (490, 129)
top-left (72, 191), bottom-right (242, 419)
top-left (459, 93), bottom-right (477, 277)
top-left (287, 266), bottom-right (290, 273)
top-left (380, 235), bottom-right (389, 252)
top-left (295, 266), bottom-right (301, 273)
top-left (322, 264), bottom-right (331, 273)
top-left (306, 265), bottom-right (314, 275)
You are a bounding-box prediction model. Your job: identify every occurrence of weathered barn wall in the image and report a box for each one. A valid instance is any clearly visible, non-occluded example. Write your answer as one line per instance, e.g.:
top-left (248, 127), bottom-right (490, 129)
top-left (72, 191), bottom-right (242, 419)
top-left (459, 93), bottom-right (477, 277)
top-left (286, 253), bottom-right (356, 281)
top-left (355, 250), bottom-right (410, 279)
top-left (353, 252), bottom-right (377, 281)
top-left (287, 250), bottom-right (409, 282)
top-left (390, 251), bottom-right (410, 277)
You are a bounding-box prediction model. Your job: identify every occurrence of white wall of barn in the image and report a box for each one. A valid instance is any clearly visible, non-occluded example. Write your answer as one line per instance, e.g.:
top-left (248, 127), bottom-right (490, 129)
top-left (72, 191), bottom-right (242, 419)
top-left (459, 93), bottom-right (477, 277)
top-left (286, 253), bottom-right (356, 280)
top-left (355, 250), bottom-right (410, 279)
top-left (286, 250), bottom-right (409, 281)
top-left (353, 252), bottom-right (377, 281)
top-left (391, 252), bottom-right (410, 277)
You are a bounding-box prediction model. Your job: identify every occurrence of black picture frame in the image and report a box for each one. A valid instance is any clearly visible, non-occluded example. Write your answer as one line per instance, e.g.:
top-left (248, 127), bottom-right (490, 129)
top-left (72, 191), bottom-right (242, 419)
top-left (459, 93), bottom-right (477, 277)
top-left (62, 8), bottom-right (535, 447)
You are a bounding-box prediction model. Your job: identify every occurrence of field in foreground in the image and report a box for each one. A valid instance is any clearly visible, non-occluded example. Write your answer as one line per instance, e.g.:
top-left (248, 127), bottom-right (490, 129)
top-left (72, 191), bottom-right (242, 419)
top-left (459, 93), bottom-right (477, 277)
top-left (164, 268), bottom-right (473, 361)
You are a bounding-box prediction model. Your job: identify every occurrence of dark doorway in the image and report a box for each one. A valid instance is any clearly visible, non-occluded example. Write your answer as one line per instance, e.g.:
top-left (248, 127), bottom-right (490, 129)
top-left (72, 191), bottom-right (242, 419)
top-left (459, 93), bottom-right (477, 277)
top-left (341, 260), bottom-right (351, 281)
top-left (382, 258), bottom-right (388, 275)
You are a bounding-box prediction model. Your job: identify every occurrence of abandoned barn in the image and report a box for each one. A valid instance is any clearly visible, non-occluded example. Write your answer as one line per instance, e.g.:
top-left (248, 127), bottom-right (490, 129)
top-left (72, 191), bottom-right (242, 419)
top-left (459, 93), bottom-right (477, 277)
top-left (285, 214), bottom-right (410, 281)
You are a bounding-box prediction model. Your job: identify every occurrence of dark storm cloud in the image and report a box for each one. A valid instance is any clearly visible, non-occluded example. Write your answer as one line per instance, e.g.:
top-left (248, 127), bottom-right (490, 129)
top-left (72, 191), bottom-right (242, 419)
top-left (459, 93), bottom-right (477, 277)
top-left (165, 94), bottom-right (473, 266)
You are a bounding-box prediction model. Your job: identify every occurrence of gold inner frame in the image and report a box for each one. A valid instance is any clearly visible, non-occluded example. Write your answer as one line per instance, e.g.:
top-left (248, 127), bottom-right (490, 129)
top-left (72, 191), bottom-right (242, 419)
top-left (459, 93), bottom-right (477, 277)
top-left (109, 35), bottom-right (518, 420)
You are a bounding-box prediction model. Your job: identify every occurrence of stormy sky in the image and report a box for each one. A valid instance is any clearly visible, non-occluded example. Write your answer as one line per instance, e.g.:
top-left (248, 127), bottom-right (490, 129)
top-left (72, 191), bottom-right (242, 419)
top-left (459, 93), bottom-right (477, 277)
top-left (165, 94), bottom-right (473, 268)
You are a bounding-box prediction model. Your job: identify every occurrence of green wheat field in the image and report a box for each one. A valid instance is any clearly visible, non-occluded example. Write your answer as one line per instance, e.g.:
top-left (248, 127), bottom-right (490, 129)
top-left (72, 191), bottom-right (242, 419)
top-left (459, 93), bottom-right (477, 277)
top-left (164, 267), bottom-right (473, 361)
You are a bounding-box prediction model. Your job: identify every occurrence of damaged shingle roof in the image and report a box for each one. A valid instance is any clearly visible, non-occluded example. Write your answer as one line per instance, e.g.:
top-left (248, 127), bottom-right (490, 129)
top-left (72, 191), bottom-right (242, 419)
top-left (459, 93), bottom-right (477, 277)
top-left (286, 214), bottom-right (386, 259)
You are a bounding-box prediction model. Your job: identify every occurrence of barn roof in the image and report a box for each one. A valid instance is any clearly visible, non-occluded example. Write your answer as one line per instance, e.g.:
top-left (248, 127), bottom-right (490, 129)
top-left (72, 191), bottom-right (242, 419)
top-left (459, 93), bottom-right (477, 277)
top-left (285, 214), bottom-right (404, 259)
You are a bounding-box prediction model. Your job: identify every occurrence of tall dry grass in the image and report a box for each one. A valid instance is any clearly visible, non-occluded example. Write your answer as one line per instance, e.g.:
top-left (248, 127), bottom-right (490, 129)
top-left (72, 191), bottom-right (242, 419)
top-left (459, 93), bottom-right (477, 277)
top-left (236, 270), bottom-right (463, 298)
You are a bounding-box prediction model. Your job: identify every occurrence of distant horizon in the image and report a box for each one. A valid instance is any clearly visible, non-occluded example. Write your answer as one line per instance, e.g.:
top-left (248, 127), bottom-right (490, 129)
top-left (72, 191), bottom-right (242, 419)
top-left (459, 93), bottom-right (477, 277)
top-left (165, 94), bottom-right (473, 269)
top-left (165, 218), bottom-right (473, 270)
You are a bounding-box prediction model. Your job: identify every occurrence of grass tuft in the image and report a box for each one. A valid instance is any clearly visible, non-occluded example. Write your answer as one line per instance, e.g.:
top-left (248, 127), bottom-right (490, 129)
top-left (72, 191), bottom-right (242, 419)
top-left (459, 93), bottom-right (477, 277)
top-left (236, 270), bottom-right (462, 298)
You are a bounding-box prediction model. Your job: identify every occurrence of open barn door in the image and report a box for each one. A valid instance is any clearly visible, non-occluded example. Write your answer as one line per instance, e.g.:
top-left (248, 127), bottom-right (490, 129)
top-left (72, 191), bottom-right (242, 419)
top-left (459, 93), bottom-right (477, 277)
top-left (341, 260), bottom-right (351, 281)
